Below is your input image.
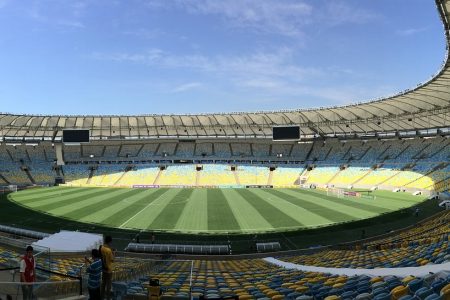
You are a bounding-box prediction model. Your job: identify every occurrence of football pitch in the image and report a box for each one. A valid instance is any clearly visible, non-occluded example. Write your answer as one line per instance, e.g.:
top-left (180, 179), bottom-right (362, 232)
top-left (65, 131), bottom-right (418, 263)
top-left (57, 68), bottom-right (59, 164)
top-left (8, 187), bottom-right (426, 234)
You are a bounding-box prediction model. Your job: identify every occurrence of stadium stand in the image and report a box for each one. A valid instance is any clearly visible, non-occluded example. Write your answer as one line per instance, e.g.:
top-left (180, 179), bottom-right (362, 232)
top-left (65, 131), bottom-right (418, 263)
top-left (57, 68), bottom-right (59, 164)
top-left (1, 136), bottom-right (447, 194)
top-left (0, 0), bottom-right (450, 298)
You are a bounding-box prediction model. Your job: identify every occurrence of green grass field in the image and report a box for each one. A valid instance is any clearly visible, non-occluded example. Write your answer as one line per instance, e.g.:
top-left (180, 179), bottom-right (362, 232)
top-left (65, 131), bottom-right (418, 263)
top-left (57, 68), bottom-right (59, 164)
top-left (8, 186), bottom-right (427, 235)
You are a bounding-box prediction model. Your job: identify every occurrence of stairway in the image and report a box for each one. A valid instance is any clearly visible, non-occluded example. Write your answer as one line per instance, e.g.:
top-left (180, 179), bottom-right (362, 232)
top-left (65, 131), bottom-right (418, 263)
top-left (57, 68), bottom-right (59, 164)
top-left (86, 168), bottom-right (96, 184)
top-left (195, 170), bottom-right (201, 186)
top-left (267, 169), bottom-right (273, 185)
top-left (233, 170), bottom-right (241, 185)
top-left (153, 168), bottom-right (163, 185)
top-left (405, 163), bottom-right (448, 188)
top-left (24, 168), bottom-right (36, 185)
top-left (326, 168), bottom-right (344, 185)
top-left (114, 167), bottom-right (130, 186)
top-left (359, 146), bottom-right (372, 161)
top-left (0, 173), bottom-right (10, 185)
top-left (376, 170), bottom-right (402, 186)
top-left (351, 169), bottom-right (373, 186)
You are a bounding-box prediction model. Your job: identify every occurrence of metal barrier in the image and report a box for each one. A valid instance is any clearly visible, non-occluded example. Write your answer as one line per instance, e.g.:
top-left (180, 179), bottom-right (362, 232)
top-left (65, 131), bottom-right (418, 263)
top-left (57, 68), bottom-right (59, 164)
top-left (126, 242), bottom-right (230, 255)
top-left (0, 225), bottom-right (50, 240)
top-left (256, 242), bottom-right (281, 252)
top-left (0, 269), bottom-right (81, 300)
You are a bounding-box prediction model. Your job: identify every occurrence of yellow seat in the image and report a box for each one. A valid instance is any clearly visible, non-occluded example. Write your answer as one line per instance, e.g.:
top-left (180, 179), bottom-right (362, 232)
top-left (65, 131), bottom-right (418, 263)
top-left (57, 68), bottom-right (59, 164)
top-left (325, 296), bottom-right (341, 300)
top-left (296, 286), bottom-right (309, 293)
top-left (440, 283), bottom-right (450, 300)
top-left (370, 277), bottom-right (384, 283)
top-left (401, 276), bottom-right (415, 284)
top-left (390, 285), bottom-right (409, 300)
top-left (332, 283), bottom-right (344, 289)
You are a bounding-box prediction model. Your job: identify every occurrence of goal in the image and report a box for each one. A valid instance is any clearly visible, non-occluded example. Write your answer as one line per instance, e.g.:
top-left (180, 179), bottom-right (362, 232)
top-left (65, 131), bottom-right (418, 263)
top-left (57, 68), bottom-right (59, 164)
top-left (327, 187), bottom-right (376, 200)
top-left (7, 185), bottom-right (17, 193)
top-left (327, 187), bottom-right (345, 198)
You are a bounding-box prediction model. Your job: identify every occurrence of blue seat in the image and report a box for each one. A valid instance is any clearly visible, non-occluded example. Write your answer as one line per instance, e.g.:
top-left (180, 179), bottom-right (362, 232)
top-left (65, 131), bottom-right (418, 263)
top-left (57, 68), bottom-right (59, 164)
top-left (431, 279), bottom-right (446, 293)
top-left (423, 294), bottom-right (441, 300)
top-left (373, 292), bottom-right (390, 300)
top-left (415, 287), bottom-right (434, 300)
top-left (341, 290), bottom-right (357, 299)
top-left (409, 278), bottom-right (424, 293)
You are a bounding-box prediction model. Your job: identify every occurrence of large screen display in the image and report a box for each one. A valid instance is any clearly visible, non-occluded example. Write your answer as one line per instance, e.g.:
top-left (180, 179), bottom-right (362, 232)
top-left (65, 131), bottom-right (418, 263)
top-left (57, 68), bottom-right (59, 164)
top-left (63, 130), bottom-right (90, 143)
top-left (272, 126), bottom-right (300, 141)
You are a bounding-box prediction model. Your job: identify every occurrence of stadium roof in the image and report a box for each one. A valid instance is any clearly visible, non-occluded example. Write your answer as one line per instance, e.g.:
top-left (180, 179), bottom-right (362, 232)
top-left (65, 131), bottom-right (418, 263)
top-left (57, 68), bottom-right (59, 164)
top-left (1, 0), bottom-right (450, 141)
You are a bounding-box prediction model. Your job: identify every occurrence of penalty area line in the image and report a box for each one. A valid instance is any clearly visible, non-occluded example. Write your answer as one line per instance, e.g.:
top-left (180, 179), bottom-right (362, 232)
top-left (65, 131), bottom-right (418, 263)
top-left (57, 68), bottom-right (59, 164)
top-left (118, 192), bottom-right (179, 228)
top-left (119, 200), bottom-right (156, 229)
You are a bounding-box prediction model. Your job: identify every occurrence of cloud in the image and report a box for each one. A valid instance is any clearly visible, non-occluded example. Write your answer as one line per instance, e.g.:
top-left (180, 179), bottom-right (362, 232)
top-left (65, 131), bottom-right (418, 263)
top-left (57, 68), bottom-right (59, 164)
top-left (396, 27), bottom-right (427, 36)
top-left (172, 82), bottom-right (203, 93)
top-left (146, 0), bottom-right (313, 37)
top-left (320, 1), bottom-right (379, 26)
top-left (90, 47), bottom-right (323, 85)
top-left (144, 0), bottom-right (378, 37)
top-left (27, 0), bottom-right (87, 29)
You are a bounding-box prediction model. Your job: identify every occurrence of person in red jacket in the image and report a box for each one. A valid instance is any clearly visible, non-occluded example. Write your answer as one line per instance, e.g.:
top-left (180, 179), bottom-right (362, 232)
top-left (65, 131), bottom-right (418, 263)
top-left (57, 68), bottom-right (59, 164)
top-left (20, 246), bottom-right (36, 300)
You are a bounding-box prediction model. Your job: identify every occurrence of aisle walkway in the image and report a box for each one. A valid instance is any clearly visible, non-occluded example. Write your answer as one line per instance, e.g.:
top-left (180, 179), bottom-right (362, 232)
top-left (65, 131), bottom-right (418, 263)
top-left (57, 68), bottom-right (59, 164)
top-left (264, 257), bottom-right (450, 277)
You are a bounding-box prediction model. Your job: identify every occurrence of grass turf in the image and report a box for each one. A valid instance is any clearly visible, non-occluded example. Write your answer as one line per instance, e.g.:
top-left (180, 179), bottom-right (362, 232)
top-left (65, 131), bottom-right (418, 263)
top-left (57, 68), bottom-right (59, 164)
top-left (8, 186), bottom-right (427, 234)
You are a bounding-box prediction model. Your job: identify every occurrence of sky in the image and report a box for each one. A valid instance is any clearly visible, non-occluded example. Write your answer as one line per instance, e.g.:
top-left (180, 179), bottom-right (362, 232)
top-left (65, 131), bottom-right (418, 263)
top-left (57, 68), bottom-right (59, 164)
top-left (0, 0), bottom-right (446, 115)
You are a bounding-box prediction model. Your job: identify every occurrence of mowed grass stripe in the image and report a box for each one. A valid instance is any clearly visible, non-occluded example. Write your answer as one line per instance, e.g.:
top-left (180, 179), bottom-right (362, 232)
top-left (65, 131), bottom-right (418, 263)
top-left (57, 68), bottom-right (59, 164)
top-left (12, 186), bottom-right (73, 197)
top-left (206, 189), bottom-right (240, 231)
top-left (101, 188), bottom-right (170, 226)
top-left (287, 188), bottom-right (393, 213)
top-left (175, 189), bottom-right (208, 232)
top-left (148, 189), bottom-right (194, 230)
top-left (250, 189), bottom-right (330, 227)
top-left (120, 189), bottom-right (183, 229)
top-left (235, 189), bottom-right (302, 228)
top-left (61, 189), bottom-right (145, 220)
top-left (263, 189), bottom-right (356, 222)
top-left (277, 189), bottom-right (391, 220)
top-left (313, 189), bottom-right (409, 210)
top-left (13, 188), bottom-right (86, 204)
top-left (373, 190), bottom-right (425, 204)
top-left (48, 188), bottom-right (135, 215)
top-left (290, 188), bottom-right (419, 211)
top-left (25, 188), bottom-right (114, 210)
top-left (222, 190), bottom-right (273, 232)
top-left (80, 188), bottom-right (164, 224)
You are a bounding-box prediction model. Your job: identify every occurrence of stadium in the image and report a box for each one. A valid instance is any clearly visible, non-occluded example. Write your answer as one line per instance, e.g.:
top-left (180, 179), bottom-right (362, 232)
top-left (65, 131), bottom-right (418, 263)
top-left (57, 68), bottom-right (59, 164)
top-left (0, 0), bottom-right (450, 299)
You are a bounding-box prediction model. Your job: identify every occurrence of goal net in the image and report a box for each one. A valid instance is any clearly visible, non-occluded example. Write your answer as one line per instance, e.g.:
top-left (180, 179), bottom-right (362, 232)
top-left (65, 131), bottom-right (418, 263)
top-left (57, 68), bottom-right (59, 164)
top-left (327, 187), bottom-right (345, 198)
top-left (327, 187), bottom-right (376, 200)
top-left (7, 185), bottom-right (17, 193)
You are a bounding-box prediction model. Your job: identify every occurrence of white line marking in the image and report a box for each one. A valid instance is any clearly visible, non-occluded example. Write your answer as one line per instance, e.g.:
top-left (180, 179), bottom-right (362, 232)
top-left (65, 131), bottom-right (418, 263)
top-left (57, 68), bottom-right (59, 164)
top-left (118, 192), bottom-right (186, 228)
top-left (119, 199), bottom-right (156, 228)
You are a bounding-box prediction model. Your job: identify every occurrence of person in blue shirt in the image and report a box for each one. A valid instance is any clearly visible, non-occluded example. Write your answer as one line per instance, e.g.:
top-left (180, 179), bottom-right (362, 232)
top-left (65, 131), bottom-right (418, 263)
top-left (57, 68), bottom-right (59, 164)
top-left (85, 249), bottom-right (102, 300)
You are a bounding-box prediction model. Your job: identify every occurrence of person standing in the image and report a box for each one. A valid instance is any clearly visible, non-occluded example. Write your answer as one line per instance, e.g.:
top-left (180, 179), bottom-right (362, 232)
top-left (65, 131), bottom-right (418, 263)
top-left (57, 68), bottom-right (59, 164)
top-left (85, 249), bottom-right (102, 300)
top-left (20, 246), bottom-right (36, 300)
top-left (100, 236), bottom-right (114, 300)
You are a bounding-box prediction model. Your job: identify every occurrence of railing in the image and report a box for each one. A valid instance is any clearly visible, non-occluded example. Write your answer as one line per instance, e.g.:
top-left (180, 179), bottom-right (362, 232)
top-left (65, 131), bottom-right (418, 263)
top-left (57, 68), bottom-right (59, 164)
top-left (0, 268), bottom-right (81, 300)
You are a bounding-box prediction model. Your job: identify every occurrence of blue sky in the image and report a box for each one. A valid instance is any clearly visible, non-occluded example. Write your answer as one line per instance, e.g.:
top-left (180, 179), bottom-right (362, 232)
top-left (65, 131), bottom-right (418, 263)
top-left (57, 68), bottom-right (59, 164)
top-left (0, 0), bottom-right (445, 115)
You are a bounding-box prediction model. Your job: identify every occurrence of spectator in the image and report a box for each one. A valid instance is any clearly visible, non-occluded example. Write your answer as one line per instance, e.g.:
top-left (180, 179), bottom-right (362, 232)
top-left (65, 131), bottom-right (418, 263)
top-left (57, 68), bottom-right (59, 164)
top-left (85, 249), bottom-right (102, 300)
top-left (20, 246), bottom-right (36, 300)
top-left (100, 236), bottom-right (114, 300)
top-left (415, 207), bottom-right (420, 217)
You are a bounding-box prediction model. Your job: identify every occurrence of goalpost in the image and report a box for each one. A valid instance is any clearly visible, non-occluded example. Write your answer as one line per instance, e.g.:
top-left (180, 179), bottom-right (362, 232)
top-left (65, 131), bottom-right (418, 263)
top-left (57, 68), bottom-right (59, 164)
top-left (7, 185), bottom-right (17, 193)
top-left (327, 187), bottom-right (376, 200)
top-left (327, 187), bottom-right (345, 198)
